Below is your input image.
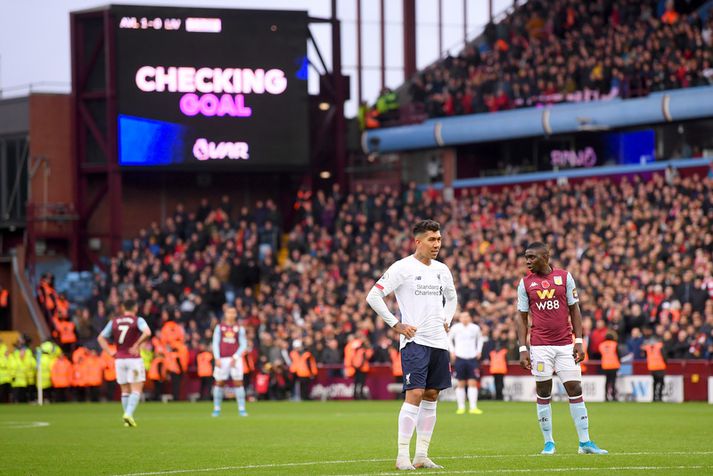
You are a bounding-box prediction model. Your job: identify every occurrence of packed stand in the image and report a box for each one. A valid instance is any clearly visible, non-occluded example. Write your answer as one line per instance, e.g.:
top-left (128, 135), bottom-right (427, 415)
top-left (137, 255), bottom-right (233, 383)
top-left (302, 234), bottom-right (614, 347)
top-left (2, 171), bottom-right (713, 403)
top-left (406, 0), bottom-right (713, 118)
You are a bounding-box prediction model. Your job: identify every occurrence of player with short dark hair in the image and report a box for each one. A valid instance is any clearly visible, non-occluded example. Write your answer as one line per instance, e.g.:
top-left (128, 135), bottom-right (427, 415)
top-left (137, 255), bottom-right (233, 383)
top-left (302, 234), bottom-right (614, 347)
top-left (448, 311), bottom-right (484, 414)
top-left (515, 242), bottom-right (607, 455)
top-left (98, 299), bottom-right (152, 428)
top-left (367, 219), bottom-right (458, 470)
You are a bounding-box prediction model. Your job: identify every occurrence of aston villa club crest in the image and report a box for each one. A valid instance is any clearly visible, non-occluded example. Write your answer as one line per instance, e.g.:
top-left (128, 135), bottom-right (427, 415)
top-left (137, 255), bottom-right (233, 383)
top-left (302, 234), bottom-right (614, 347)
top-left (541, 280), bottom-right (551, 289)
top-left (554, 276), bottom-right (563, 286)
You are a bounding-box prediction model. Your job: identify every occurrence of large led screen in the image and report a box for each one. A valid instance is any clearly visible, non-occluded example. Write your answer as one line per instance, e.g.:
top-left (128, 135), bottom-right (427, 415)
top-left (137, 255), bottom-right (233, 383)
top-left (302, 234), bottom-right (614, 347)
top-left (113, 5), bottom-right (309, 169)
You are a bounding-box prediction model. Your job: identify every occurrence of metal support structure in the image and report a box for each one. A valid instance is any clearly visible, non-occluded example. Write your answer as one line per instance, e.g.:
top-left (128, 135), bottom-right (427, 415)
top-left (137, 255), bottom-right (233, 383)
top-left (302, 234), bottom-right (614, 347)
top-left (463, 0), bottom-right (468, 47)
top-left (402, 0), bottom-right (417, 80)
top-left (331, 0), bottom-right (347, 189)
top-left (438, 0), bottom-right (443, 57)
top-left (490, 0), bottom-right (494, 22)
top-left (356, 0), bottom-right (363, 105)
top-left (71, 8), bottom-right (122, 269)
top-left (380, 0), bottom-right (386, 89)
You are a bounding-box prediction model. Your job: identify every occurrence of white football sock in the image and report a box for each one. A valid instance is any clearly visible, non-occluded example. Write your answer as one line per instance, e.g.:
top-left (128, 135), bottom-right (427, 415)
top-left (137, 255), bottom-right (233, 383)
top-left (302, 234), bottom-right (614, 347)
top-left (415, 400), bottom-right (438, 458)
top-left (397, 402), bottom-right (419, 459)
top-left (468, 385), bottom-right (478, 409)
top-left (455, 387), bottom-right (466, 410)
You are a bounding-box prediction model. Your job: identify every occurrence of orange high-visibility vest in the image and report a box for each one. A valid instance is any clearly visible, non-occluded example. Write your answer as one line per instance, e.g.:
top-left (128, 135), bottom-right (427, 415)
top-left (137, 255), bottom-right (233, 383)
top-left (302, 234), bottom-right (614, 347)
top-left (55, 296), bottom-right (70, 320)
top-left (243, 352), bottom-right (255, 375)
top-left (57, 320), bottom-right (77, 344)
top-left (643, 342), bottom-right (667, 371)
top-left (599, 340), bottom-right (621, 370)
top-left (84, 355), bottom-right (104, 387)
top-left (101, 346), bottom-right (117, 381)
top-left (389, 348), bottom-right (403, 377)
top-left (343, 340), bottom-right (361, 378)
top-left (164, 353), bottom-right (179, 374)
top-left (351, 347), bottom-right (372, 373)
top-left (40, 282), bottom-right (57, 311)
top-left (152, 337), bottom-right (167, 357)
top-left (160, 321), bottom-right (185, 346)
top-left (72, 347), bottom-right (89, 364)
top-left (196, 352), bottom-right (213, 377)
top-left (0, 289), bottom-right (8, 308)
top-left (289, 350), bottom-right (318, 378)
top-left (148, 357), bottom-right (165, 381)
top-left (51, 357), bottom-right (73, 388)
top-left (489, 348), bottom-right (508, 375)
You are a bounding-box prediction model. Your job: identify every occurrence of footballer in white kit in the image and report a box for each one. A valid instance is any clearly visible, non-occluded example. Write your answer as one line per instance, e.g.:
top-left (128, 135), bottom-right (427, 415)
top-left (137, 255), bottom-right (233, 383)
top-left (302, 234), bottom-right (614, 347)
top-left (367, 219), bottom-right (457, 471)
top-left (448, 311), bottom-right (484, 414)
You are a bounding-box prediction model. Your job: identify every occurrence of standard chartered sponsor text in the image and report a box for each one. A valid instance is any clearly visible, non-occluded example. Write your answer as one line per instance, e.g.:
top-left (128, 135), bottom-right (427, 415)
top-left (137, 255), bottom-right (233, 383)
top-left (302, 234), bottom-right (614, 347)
top-left (414, 284), bottom-right (442, 296)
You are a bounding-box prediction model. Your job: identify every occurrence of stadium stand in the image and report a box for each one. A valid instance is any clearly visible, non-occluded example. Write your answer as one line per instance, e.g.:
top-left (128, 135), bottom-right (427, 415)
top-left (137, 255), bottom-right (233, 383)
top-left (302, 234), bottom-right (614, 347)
top-left (17, 167), bottom-right (709, 401)
top-left (401, 0), bottom-right (713, 119)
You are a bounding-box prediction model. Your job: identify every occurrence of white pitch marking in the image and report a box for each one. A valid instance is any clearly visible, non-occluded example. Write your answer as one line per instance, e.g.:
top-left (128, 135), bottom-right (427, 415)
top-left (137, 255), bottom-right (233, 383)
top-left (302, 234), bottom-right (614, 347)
top-left (341, 465), bottom-right (712, 476)
top-left (111, 451), bottom-right (713, 476)
top-left (0, 421), bottom-right (50, 429)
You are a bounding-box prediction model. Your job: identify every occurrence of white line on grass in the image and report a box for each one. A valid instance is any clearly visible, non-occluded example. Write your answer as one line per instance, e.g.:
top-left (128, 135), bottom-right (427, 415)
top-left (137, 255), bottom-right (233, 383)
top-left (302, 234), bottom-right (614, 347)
top-left (338, 465), bottom-right (713, 476)
top-left (111, 451), bottom-right (713, 476)
top-left (0, 421), bottom-right (50, 429)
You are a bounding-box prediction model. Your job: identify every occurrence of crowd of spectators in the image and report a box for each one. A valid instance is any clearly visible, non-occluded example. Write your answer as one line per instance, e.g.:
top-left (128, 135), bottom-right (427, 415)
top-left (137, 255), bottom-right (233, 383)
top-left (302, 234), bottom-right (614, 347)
top-left (21, 169), bottom-right (713, 401)
top-left (408, 0), bottom-right (713, 118)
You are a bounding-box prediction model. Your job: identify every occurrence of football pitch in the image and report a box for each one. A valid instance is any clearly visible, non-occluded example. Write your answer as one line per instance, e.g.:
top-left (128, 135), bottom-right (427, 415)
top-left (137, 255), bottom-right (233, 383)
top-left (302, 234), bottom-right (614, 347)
top-left (1, 401), bottom-right (712, 475)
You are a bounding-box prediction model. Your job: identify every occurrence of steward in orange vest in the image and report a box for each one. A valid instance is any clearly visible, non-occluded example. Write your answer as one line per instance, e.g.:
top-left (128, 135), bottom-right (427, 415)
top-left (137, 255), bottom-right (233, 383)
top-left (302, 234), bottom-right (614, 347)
top-left (488, 347), bottom-right (508, 400)
top-left (643, 339), bottom-right (667, 402)
top-left (289, 344), bottom-right (318, 401)
top-left (160, 321), bottom-right (185, 348)
top-left (164, 343), bottom-right (187, 401)
top-left (349, 339), bottom-right (373, 400)
top-left (598, 335), bottom-right (620, 401)
top-left (55, 317), bottom-right (77, 351)
top-left (196, 349), bottom-right (213, 401)
top-left (83, 351), bottom-right (104, 402)
top-left (101, 344), bottom-right (117, 402)
top-left (51, 354), bottom-right (73, 402)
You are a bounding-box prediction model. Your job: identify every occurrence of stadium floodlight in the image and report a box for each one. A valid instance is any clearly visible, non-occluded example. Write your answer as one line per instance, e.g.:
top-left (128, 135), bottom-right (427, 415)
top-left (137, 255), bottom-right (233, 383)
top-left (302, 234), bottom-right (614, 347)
top-left (318, 102), bottom-right (330, 111)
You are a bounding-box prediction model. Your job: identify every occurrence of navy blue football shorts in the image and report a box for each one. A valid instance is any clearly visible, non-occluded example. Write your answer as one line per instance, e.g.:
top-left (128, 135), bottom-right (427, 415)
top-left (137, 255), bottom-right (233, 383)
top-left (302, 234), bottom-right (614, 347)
top-left (401, 342), bottom-right (451, 392)
top-left (454, 357), bottom-right (480, 381)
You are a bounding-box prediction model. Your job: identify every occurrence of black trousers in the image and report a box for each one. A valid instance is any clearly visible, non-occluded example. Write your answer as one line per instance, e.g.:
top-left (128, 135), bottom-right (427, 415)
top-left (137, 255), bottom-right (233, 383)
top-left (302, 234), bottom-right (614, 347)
top-left (103, 380), bottom-right (117, 401)
top-left (0, 383), bottom-right (11, 402)
top-left (13, 386), bottom-right (28, 403)
top-left (603, 369), bottom-right (618, 401)
top-left (354, 371), bottom-right (368, 400)
top-left (652, 371), bottom-right (665, 402)
top-left (298, 377), bottom-right (312, 401)
top-left (493, 374), bottom-right (505, 400)
top-left (170, 372), bottom-right (182, 401)
top-left (200, 377), bottom-right (212, 400)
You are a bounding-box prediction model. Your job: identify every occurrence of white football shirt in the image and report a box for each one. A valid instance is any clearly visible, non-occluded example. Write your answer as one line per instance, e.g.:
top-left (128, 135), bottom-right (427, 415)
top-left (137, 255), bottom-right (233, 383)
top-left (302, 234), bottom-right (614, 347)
top-left (448, 322), bottom-right (483, 359)
top-left (375, 255), bottom-right (457, 350)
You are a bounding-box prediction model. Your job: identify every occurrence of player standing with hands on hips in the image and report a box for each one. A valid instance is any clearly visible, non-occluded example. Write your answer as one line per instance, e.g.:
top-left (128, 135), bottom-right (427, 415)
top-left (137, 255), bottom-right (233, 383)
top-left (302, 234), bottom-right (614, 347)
top-left (515, 242), bottom-right (608, 455)
top-left (97, 299), bottom-right (152, 428)
top-left (367, 219), bottom-right (458, 470)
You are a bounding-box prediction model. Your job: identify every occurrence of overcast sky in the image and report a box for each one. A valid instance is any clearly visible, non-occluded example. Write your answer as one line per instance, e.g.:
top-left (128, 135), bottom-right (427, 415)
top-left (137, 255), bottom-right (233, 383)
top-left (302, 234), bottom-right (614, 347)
top-left (0, 0), bottom-right (512, 116)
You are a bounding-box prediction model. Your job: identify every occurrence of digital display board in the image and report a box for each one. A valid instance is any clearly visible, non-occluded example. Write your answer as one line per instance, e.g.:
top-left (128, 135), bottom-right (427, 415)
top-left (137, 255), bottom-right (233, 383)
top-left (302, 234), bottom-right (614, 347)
top-left (113, 5), bottom-right (309, 169)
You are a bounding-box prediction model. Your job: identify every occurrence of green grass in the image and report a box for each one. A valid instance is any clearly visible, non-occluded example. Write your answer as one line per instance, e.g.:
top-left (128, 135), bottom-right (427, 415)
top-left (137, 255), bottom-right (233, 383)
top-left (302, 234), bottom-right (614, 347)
top-left (1, 400), bottom-right (712, 475)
